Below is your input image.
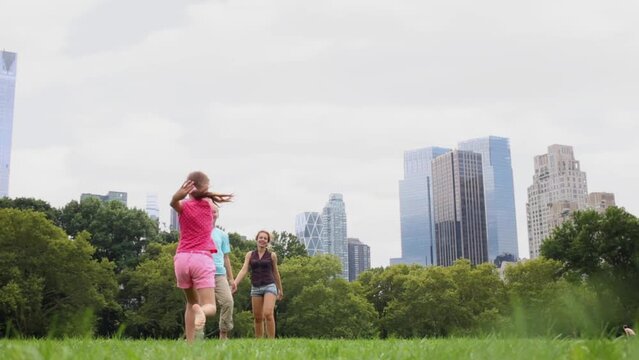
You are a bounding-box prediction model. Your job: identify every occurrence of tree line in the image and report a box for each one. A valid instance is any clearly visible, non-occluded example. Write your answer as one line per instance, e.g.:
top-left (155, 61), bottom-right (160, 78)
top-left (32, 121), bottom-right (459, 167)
top-left (0, 197), bottom-right (637, 338)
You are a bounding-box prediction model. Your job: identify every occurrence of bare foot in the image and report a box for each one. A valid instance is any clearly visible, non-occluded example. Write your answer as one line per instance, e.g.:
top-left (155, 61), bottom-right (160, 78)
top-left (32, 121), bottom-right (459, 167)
top-left (193, 304), bottom-right (206, 339)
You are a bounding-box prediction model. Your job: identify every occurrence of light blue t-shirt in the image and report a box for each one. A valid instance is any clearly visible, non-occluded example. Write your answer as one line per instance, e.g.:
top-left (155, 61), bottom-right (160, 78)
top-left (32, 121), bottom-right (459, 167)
top-left (212, 228), bottom-right (231, 275)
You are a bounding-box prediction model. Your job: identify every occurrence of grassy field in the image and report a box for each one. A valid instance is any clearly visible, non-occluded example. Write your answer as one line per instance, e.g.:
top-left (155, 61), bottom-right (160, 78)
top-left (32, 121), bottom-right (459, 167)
top-left (1, 338), bottom-right (637, 359)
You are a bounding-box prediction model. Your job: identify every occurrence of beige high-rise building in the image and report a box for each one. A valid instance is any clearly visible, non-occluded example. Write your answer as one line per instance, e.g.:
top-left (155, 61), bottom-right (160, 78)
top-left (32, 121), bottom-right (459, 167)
top-left (526, 145), bottom-right (588, 258)
top-left (587, 192), bottom-right (616, 213)
top-left (547, 200), bottom-right (581, 230)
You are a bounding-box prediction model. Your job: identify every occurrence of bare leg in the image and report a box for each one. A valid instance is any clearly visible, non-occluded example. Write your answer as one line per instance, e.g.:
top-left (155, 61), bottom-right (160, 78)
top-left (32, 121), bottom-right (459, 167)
top-left (251, 296), bottom-right (265, 338)
top-left (196, 287), bottom-right (216, 335)
top-left (262, 293), bottom-right (277, 338)
top-left (183, 287), bottom-right (216, 342)
top-left (183, 288), bottom-right (199, 343)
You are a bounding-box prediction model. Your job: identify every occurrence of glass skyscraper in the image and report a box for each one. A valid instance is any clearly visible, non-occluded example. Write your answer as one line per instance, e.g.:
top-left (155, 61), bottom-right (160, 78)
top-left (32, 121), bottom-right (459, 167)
top-left (458, 136), bottom-right (519, 261)
top-left (321, 193), bottom-right (349, 280)
top-left (145, 193), bottom-right (160, 221)
top-left (295, 212), bottom-right (324, 256)
top-left (398, 147), bottom-right (450, 265)
top-left (0, 50), bottom-right (17, 198)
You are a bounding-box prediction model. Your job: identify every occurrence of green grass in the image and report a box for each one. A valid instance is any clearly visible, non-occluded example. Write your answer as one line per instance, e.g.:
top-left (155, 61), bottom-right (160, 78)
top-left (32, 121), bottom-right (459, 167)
top-left (0, 338), bottom-right (637, 359)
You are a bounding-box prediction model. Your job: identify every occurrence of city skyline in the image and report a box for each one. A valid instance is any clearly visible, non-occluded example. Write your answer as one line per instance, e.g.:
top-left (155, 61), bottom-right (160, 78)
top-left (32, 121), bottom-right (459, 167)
top-left (3, 1), bottom-right (639, 268)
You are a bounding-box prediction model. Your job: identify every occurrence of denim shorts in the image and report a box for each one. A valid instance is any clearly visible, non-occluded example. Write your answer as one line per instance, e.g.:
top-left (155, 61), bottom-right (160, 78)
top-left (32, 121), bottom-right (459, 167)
top-left (250, 283), bottom-right (278, 297)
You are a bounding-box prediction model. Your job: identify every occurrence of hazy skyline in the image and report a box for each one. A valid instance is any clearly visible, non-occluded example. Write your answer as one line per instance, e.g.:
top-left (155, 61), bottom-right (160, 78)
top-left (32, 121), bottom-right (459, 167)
top-left (2, 0), bottom-right (638, 267)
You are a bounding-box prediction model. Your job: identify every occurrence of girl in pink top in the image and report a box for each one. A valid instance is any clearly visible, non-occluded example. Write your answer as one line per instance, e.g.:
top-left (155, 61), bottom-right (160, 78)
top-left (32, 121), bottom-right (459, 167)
top-left (171, 171), bottom-right (233, 342)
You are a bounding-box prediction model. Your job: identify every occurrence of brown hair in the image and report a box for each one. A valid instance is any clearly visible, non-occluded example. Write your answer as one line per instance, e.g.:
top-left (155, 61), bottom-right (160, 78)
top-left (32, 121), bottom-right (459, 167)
top-left (255, 230), bottom-right (271, 243)
top-left (187, 171), bottom-right (234, 206)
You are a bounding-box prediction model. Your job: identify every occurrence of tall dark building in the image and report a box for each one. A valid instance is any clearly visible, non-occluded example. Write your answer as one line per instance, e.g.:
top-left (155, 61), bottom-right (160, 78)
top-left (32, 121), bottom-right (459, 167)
top-left (348, 238), bottom-right (370, 281)
top-left (432, 150), bottom-right (488, 266)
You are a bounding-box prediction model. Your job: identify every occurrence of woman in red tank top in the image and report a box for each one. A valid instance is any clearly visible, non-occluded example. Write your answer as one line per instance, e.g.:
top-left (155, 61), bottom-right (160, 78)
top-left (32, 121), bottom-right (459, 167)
top-left (170, 171), bottom-right (233, 343)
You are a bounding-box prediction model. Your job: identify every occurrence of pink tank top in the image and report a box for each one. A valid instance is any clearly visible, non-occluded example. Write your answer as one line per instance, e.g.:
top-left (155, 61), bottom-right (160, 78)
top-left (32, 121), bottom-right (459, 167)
top-left (177, 198), bottom-right (218, 253)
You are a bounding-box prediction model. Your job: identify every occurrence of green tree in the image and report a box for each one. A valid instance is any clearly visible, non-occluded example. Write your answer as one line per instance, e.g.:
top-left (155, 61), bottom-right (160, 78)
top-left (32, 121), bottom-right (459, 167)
top-left (276, 255), bottom-right (342, 336)
top-left (58, 198), bottom-right (161, 272)
top-left (0, 208), bottom-right (119, 337)
top-left (286, 280), bottom-right (377, 338)
top-left (356, 264), bottom-right (418, 337)
top-left (381, 266), bottom-right (460, 337)
top-left (271, 231), bottom-right (308, 264)
top-left (503, 257), bottom-right (606, 337)
top-left (541, 207), bottom-right (639, 326)
top-left (0, 197), bottom-right (61, 225)
top-left (119, 242), bottom-right (185, 338)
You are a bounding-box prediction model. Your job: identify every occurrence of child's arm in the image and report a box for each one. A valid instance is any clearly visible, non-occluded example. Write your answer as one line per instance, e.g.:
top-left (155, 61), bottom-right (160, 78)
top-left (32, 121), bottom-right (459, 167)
top-left (170, 180), bottom-right (195, 213)
top-left (271, 252), bottom-right (284, 300)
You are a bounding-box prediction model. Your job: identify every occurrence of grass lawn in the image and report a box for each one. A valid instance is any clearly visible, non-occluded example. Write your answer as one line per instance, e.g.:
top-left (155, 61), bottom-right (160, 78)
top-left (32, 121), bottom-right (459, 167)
top-left (1, 338), bottom-right (637, 359)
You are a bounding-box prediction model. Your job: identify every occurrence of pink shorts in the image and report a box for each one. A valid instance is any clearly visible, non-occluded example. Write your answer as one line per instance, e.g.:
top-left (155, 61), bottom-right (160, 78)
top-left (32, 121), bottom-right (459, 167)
top-left (173, 252), bottom-right (216, 289)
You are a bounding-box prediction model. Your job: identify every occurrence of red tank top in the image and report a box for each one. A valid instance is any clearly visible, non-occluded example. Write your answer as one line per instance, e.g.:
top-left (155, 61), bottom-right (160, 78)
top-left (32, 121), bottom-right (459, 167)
top-left (177, 198), bottom-right (217, 253)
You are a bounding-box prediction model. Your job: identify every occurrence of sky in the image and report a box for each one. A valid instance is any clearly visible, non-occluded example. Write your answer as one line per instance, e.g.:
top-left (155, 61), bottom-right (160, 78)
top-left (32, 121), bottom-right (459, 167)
top-left (2, 0), bottom-right (638, 267)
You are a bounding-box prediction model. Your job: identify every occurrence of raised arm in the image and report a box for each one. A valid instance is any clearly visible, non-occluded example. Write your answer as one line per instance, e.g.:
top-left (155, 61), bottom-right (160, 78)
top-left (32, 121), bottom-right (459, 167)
top-left (271, 252), bottom-right (284, 300)
top-left (170, 180), bottom-right (195, 214)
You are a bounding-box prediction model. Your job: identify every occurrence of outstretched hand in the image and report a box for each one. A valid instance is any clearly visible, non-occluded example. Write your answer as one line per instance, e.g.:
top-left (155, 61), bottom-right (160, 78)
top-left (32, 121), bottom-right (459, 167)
top-left (174, 180), bottom-right (196, 200)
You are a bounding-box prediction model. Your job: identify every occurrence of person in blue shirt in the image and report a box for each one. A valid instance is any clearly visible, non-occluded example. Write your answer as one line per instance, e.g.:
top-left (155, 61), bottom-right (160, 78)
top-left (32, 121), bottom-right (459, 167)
top-left (212, 206), bottom-right (236, 339)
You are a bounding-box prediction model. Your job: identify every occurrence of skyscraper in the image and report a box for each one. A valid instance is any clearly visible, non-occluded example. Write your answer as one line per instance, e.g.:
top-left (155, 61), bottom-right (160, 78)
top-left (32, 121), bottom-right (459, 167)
top-left (587, 192), bottom-right (615, 213)
top-left (145, 193), bottom-right (160, 221)
top-left (458, 136), bottom-right (519, 262)
top-left (398, 146), bottom-right (451, 265)
top-left (526, 145), bottom-right (588, 258)
top-left (295, 212), bottom-right (324, 256)
top-left (321, 193), bottom-right (349, 280)
top-left (432, 150), bottom-right (488, 266)
top-left (348, 238), bottom-right (370, 282)
top-left (0, 50), bottom-right (17, 198)
top-left (170, 208), bottom-right (179, 232)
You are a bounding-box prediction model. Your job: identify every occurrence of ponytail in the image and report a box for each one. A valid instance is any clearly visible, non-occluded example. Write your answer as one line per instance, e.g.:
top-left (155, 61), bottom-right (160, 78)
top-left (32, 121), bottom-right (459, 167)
top-left (193, 191), bottom-right (233, 206)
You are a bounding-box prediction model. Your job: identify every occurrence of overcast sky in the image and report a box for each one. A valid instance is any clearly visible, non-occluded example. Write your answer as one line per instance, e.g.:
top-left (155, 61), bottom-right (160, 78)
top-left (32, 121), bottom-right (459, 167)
top-left (2, 0), bottom-right (638, 266)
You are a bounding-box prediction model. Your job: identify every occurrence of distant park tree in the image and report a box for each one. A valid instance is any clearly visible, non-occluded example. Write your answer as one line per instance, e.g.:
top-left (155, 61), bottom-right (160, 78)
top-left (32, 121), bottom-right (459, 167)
top-left (286, 280), bottom-right (377, 338)
top-left (541, 206), bottom-right (639, 327)
top-left (58, 198), bottom-right (161, 271)
top-left (271, 231), bottom-right (308, 264)
top-left (0, 197), bottom-right (61, 225)
top-left (119, 242), bottom-right (185, 338)
top-left (0, 208), bottom-right (119, 337)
